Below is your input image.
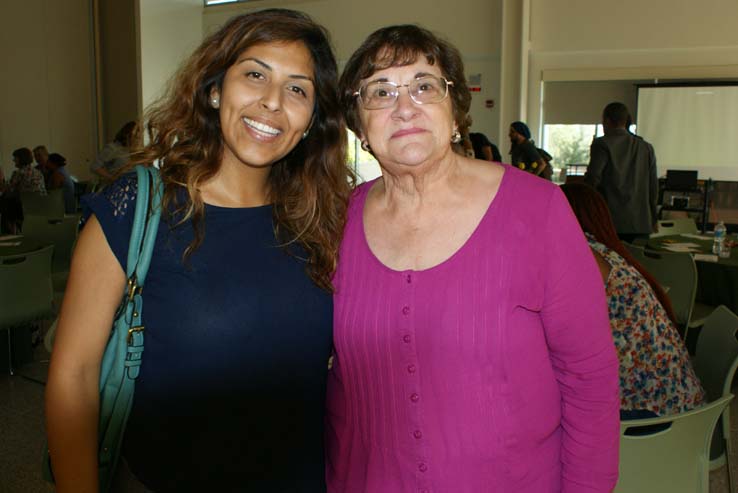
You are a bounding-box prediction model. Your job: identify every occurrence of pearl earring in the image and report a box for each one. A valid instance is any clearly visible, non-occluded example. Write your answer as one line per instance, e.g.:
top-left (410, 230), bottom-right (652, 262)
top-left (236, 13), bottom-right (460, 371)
top-left (451, 130), bottom-right (461, 144)
top-left (211, 98), bottom-right (219, 109)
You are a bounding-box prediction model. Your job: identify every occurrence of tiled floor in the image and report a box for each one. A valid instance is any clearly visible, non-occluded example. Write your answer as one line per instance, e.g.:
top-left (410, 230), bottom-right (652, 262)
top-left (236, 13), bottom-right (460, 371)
top-left (1, 345), bottom-right (737, 493)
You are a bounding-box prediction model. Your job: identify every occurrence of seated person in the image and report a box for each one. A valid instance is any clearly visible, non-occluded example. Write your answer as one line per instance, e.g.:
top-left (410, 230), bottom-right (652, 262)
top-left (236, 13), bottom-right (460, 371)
top-left (0, 147), bottom-right (46, 233)
top-left (561, 182), bottom-right (705, 416)
top-left (469, 131), bottom-right (502, 162)
top-left (508, 121), bottom-right (552, 180)
top-left (90, 121), bottom-right (139, 182)
top-left (47, 153), bottom-right (77, 214)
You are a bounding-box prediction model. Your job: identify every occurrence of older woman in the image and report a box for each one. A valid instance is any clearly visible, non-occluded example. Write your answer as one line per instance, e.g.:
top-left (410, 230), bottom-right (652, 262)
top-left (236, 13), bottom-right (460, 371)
top-left (561, 182), bottom-right (705, 417)
top-left (326, 25), bottom-right (620, 492)
top-left (46, 9), bottom-right (352, 492)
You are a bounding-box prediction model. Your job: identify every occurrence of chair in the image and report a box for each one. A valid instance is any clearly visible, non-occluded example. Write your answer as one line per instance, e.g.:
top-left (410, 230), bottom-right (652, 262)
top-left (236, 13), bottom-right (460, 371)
top-left (615, 394), bottom-right (733, 493)
top-left (0, 245), bottom-right (54, 375)
top-left (22, 214), bottom-right (80, 292)
top-left (693, 305), bottom-right (738, 492)
top-left (625, 244), bottom-right (697, 335)
top-left (651, 217), bottom-right (700, 237)
top-left (20, 189), bottom-right (65, 219)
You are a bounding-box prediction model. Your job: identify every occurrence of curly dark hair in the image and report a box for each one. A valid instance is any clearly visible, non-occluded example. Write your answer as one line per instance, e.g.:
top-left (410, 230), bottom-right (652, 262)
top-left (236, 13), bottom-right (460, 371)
top-left (560, 182), bottom-right (677, 325)
top-left (339, 24), bottom-right (471, 142)
top-left (123, 8), bottom-right (354, 291)
top-left (12, 148), bottom-right (33, 167)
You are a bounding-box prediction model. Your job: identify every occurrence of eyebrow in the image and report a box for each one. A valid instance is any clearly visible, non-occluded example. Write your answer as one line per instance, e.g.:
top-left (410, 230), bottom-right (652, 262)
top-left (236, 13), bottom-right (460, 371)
top-left (237, 56), bottom-right (314, 83)
top-left (368, 72), bottom-right (436, 84)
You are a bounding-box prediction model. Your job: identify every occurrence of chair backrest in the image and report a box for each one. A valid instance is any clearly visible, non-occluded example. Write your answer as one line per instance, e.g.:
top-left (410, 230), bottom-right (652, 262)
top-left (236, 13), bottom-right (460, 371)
top-left (20, 189), bottom-right (65, 218)
top-left (0, 245), bottom-right (54, 328)
top-left (615, 394), bottom-right (733, 493)
top-left (694, 305), bottom-right (738, 400)
top-left (22, 215), bottom-right (80, 274)
top-left (693, 305), bottom-right (738, 467)
top-left (652, 217), bottom-right (700, 237)
top-left (625, 247), bottom-right (697, 329)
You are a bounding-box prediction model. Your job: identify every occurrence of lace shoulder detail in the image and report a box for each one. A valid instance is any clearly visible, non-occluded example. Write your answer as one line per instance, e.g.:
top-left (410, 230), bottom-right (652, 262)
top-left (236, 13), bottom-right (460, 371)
top-left (103, 172), bottom-right (139, 218)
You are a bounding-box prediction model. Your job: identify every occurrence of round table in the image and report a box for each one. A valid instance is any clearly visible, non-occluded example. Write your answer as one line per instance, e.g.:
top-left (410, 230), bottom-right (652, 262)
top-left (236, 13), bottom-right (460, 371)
top-left (647, 234), bottom-right (738, 312)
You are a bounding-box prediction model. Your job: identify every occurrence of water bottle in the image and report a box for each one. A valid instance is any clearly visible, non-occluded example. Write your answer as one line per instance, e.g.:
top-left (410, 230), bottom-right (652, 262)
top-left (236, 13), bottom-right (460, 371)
top-left (713, 221), bottom-right (726, 255)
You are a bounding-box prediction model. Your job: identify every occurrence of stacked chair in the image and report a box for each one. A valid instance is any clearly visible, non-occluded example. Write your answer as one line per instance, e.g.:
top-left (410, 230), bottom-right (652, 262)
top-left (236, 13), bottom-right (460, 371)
top-left (693, 305), bottom-right (738, 492)
top-left (615, 395), bottom-right (733, 493)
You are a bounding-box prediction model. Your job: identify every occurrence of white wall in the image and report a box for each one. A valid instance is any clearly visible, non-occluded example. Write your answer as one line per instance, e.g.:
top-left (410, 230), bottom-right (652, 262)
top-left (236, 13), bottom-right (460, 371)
top-left (202, 0), bottom-right (504, 146)
top-left (138, 0), bottom-right (203, 113)
top-left (523, 0), bottom-right (738, 143)
top-left (544, 80), bottom-right (639, 125)
top-left (0, 0), bottom-right (95, 180)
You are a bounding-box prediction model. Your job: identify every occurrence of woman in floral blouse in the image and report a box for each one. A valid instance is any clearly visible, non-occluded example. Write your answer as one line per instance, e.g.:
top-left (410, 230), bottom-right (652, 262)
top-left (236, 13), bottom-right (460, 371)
top-left (562, 182), bottom-right (705, 416)
top-left (0, 147), bottom-right (46, 233)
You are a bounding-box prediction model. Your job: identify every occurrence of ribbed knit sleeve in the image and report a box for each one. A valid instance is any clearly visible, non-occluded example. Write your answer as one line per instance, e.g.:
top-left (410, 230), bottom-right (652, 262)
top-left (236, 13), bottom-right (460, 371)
top-left (540, 188), bottom-right (620, 492)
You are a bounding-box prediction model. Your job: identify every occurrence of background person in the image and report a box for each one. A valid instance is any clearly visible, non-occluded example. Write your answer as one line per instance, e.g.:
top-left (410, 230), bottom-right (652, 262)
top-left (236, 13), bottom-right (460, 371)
top-left (328, 24), bottom-right (619, 492)
top-left (561, 182), bottom-right (705, 417)
top-left (584, 102), bottom-right (658, 244)
top-left (469, 131), bottom-right (501, 162)
top-left (508, 120), bottom-right (551, 179)
top-left (0, 147), bottom-right (46, 233)
top-left (46, 152), bottom-right (77, 214)
top-left (45, 9), bottom-right (352, 492)
top-left (33, 144), bottom-right (53, 188)
top-left (89, 121), bottom-right (140, 182)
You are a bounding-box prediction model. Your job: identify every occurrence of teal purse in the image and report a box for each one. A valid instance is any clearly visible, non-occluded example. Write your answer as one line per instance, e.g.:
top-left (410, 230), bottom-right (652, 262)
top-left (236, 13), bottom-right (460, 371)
top-left (44, 165), bottom-right (163, 491)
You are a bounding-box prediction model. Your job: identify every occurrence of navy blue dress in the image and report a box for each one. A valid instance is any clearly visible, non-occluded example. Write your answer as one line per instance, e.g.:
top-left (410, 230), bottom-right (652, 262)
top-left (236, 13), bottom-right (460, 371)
top-left (84, 173), bottom-right (332, 492)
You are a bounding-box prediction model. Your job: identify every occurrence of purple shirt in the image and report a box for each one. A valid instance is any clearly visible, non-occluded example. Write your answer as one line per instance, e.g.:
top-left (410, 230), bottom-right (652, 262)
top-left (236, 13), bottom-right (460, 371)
top-left (326, 166), bottom-right (620, 493)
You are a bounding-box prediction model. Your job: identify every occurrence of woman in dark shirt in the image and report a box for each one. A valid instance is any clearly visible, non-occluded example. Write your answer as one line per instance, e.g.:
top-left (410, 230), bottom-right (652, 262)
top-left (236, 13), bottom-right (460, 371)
top-left (45, 9), bottom-right (352, 492)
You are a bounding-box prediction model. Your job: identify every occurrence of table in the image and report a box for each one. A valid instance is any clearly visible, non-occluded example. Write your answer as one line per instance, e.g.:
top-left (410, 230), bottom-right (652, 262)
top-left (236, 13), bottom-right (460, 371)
top-left (0, 235), bottom-right (46, 257)
top-left (0, 235), bottom-right (51, 373)
top-left (647, 234), bottom-right (738, 312)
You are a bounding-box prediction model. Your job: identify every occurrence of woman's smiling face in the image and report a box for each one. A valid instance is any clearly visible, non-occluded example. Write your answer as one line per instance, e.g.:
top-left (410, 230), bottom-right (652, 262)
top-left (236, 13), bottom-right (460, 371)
top-left (212, 41), bottom-right (315, 170)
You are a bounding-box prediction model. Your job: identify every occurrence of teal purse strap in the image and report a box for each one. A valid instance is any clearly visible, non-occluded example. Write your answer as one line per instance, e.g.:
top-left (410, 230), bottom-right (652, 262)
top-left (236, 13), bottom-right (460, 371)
top-left (126, 165), bottom-right (162, 284)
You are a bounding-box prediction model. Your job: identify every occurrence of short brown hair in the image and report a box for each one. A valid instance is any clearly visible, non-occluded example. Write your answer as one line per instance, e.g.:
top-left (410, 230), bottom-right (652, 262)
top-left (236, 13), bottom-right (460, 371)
top-left (12, 148), bottom-right (33, 167)
top-left (339, 24), bottom-right (471, 139)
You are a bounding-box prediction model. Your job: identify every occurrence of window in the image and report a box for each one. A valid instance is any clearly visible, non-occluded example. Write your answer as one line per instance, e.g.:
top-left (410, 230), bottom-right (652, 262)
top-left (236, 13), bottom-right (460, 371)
top-left (542, 123), bottom-right (635, 181)
top-left (204, 0), bottom-right (249, 6)
top-left (347, 131), bottom-right (381, 183)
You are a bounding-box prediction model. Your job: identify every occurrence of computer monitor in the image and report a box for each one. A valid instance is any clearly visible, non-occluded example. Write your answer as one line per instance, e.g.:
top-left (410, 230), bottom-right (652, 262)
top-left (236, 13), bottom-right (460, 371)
top-left (665, 170), bottom-right (698, 190)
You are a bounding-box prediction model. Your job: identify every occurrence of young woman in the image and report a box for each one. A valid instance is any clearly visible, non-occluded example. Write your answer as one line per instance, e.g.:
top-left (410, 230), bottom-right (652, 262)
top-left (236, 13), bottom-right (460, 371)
top-left (45, 9), bottom-right (352, 492)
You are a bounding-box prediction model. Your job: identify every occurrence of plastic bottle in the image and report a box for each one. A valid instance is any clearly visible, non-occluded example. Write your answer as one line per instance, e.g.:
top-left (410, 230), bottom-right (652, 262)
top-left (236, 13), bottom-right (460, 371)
top-left (713, 221), bottom-right (726, 256)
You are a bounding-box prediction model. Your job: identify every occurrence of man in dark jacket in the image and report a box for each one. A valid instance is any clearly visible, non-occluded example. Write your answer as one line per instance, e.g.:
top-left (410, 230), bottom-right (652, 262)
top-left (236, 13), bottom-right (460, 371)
top-left (584, 102), bottom-right (658, 243)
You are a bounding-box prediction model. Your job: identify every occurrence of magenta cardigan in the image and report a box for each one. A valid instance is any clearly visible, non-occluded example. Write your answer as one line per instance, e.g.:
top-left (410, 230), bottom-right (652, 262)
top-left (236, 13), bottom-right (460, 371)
top-left (326, 166), bottom-right (620, 492)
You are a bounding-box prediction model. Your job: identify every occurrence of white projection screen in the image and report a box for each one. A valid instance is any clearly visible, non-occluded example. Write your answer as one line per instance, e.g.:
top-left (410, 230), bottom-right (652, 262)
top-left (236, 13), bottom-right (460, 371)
top-left (637, 85), bottom-right (738, 181)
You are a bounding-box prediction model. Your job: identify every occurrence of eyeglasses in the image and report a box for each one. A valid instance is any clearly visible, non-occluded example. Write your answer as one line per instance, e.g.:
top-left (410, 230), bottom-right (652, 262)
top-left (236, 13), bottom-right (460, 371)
top-left (354, 76), bottom-right (454, 110)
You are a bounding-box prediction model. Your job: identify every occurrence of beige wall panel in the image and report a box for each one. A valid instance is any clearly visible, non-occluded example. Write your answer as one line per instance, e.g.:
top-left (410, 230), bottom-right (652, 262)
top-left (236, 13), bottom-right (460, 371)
top-left (139, 0), bottom-right (203, 112)
top-left (544, 80), bottom-right (638, 125)
top-left (531, 0), bottom-right (738, 53)
top-left (0, 0), bottom-right (95, 180)
top-left (99, 0), bottom-right (140, 143)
